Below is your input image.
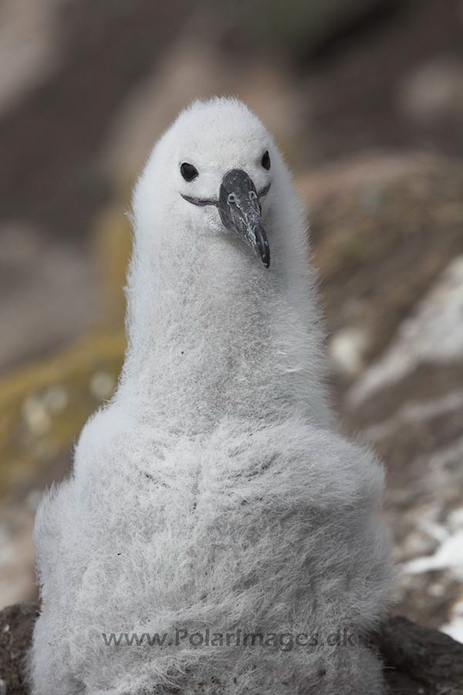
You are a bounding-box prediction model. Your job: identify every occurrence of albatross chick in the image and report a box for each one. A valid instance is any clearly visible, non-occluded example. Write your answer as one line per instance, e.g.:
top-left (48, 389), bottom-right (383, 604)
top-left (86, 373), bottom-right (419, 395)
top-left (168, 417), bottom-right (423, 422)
top-left (30, 98), bottom-right (391, 695)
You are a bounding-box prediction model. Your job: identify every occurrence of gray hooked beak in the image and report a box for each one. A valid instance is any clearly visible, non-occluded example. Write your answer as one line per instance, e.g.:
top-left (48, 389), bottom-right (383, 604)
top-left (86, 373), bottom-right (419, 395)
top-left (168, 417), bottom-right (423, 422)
top-left (218, 169), bottom-right (270, 268)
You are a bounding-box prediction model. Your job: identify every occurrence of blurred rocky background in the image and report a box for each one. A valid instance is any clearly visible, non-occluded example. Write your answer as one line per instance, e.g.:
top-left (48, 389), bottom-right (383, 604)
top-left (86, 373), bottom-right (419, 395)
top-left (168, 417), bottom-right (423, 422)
top-left (1, 0), bottom-right (463, 668)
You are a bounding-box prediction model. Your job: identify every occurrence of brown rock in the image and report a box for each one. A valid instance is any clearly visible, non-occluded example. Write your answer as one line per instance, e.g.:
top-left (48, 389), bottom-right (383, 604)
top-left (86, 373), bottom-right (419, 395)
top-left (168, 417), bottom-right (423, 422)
top-left (2, 603), bottom-right (463, 695)
top-left (303, 154), bottom-right (463, 633)
top-left (299, 153), bottom-right (463, 374)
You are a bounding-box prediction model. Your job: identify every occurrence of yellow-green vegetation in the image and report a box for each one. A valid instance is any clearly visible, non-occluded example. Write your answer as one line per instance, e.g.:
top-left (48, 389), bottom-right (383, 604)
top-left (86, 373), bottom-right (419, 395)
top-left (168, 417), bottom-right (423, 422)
top-left (91, 202), bottom-right (133, 329)
top-left (0, 200), bottom-right (132, 499)
top-left (0, 331), bottom-right (126, 497)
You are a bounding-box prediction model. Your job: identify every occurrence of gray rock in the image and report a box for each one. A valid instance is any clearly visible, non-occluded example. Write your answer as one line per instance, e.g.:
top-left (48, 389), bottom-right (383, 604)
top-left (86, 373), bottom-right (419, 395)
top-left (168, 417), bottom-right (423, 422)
top-left (0, 603), bottom-right (37, 694)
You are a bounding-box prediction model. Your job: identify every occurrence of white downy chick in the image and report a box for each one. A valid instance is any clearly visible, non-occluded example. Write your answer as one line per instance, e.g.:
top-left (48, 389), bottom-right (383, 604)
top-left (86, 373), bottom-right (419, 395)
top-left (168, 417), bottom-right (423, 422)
top-left (30, 98), bottom-right (391, 695)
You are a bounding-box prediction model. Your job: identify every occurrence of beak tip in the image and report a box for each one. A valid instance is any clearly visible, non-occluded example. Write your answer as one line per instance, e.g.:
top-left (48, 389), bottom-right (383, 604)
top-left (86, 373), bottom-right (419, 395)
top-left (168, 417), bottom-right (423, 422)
top-left (259, 241), bottom-right (270, 269)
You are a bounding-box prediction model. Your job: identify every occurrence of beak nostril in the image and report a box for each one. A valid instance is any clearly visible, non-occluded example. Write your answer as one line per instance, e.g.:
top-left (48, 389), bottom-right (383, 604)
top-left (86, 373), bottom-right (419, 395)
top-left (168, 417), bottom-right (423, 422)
top-left (249, 191), bottom-right (257, 200)
top-left (228, 193), bottom-right (236, 204)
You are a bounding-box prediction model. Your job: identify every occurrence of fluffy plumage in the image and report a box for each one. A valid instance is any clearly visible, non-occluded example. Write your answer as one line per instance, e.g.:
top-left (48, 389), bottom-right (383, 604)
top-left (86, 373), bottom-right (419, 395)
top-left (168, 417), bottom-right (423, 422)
top-left (30, 97), bottom-right (391, 695)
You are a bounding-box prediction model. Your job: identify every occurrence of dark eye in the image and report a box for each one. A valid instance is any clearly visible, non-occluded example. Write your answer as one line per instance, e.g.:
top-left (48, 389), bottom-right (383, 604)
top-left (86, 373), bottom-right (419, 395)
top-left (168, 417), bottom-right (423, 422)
top-left (261, 150), bottom-right (271, 170)
top-left (180, 162), bottom-right (198, 181)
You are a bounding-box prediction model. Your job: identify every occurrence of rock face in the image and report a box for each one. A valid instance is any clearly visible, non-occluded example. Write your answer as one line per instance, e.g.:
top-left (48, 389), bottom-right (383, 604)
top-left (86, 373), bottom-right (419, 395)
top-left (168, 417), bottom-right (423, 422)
top-left (1, 603), bottom-right (462, 695)
top-left (300, 153), bottom-right (463, 640)
top-left (375, 615), bottom-right (463, 694)
top-left (299, 153), bottom-right (463, 371)
top-left (0, 603), bottom-right (37, 694)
